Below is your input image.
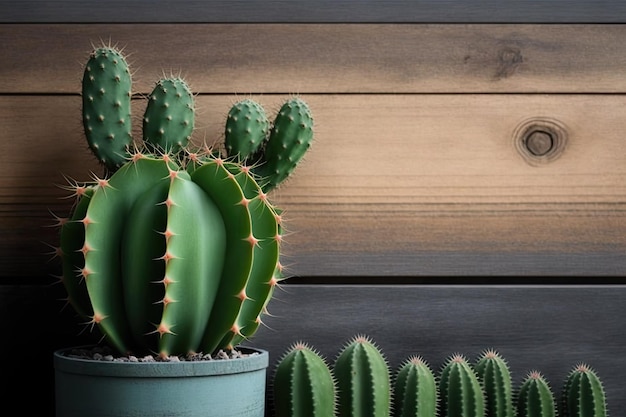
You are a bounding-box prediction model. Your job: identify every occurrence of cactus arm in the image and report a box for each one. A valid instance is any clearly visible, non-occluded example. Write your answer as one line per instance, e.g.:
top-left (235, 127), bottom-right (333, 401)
top-left (60, 187), bottom-right (95, 319)
top-left (190, 159), bottom-right (255, 353)
top-left (143, 78), bottom-right (195, 154)
top-left (273, 342), bottom-right (337, 417)
top-left (225, 99), bottom-right (269, 162)
top-left (82, 47), bottom-right (132, 172)
top-left (253, 98), bottom-right (314, 193)
top-left (83, 156), bottom-right (175, 354)
top-left (334, 335), bottom-right (391, 417)
top-left (516, 371), bottom-right (556, 417)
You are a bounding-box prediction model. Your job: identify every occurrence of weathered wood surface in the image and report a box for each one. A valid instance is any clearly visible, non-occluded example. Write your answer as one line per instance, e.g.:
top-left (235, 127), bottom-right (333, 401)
top-left (3, 24), bottom-right (626, 94)
top-left (4, 93), bottom-right (625, 278)
top-left (2, 0), bottom-right (626, 23)
top-left (3, 284), bottom-right (624, 415)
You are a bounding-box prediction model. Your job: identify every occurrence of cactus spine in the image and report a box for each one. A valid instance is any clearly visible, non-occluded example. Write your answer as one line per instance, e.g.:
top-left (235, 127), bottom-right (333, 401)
top-left (517, 371), bottom-right (556, 417)
top-left (59, 44), bottom-right (312, 357)
top-left (334, 335), bottom-right (391, 417)
top-left (475, 349), bottom-right (515, 417)
top-left (393, 356), bottom-right (438, 417)
top-left (273, 342), bottom-right (337, 417)
top-left (560, 363), bottom-right (607, 417)
top-left (81, 46), bottom-right (132, 172)
top-left (439, 354), bottom-right (485, 417)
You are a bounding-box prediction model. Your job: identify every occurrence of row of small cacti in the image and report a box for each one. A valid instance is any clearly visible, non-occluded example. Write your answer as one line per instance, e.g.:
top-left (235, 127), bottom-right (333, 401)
top-left (271, 335), bottom-right (607, 417)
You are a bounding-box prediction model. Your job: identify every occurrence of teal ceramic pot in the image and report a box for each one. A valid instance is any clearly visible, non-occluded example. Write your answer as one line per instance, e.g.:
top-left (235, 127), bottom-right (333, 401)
top-left (54, 346), bottom-right (268, 417)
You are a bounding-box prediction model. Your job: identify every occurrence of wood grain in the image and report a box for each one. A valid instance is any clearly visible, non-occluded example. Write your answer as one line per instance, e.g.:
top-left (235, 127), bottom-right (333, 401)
top-left (3, 24), bottom-right (626, 94)
top-left (4, 94), bottom-right (625, 278)
top-left (2, 1), bottom-right (626, 23)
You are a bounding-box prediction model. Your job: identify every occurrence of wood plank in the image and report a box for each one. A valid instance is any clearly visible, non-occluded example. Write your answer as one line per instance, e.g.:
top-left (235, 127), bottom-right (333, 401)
top-left (3, 24), bottom-right (626, 94)
top-left (4, 284), bottom-right (624, 414)
top-left (3, 94), bottom-right (625, 278)
top-left (2, 1), bottom-right (626, 23)
top-left (252, 285), bottom-right (626, 415)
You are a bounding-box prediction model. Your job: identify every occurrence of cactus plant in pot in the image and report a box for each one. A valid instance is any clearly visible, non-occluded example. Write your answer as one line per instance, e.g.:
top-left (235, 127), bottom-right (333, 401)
top-left (52, 44), bottom-right (313, 417)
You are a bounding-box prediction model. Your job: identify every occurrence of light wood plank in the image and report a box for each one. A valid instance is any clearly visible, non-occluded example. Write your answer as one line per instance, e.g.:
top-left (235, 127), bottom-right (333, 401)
top-left (3, 24), bottom-right (626, 94)
top-left (2, 1), bottom-right (626, 23)
top-left (2, 94), bottom-right (625, 278)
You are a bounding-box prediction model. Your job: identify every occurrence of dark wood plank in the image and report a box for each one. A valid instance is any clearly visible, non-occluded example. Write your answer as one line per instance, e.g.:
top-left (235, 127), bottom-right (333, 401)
top-left (4, 284), bottom-right (622, 415)
top-left (3, 24), bottom-right (626, 94)
top-left (251, 284), bottom-right (626, 415)
top-left (2, 1), bottom-right (626, 23)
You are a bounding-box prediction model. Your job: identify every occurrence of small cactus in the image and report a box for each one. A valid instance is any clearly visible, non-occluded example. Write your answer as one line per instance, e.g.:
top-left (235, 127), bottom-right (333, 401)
top-left (272, 342), bottom-right (337, 417)
top-left (475, 349), bottom-right (515, 417)
top-left (439, 354), bottom-right (485, 417)
top-left (334, 335), bottom-right (391, 417)
top-left (517, 371), bottom-right (556, 417)
top-left (393, 355), bottom-right (438, 417)
top-left (225, 98), bottom-right (270, 162)
top-left (560, 363), bottom-right (607, 417)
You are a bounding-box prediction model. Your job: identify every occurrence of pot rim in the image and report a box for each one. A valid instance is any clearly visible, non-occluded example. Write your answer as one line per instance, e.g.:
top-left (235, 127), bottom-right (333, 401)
top-left (54, 345), bottom-right (269, 378)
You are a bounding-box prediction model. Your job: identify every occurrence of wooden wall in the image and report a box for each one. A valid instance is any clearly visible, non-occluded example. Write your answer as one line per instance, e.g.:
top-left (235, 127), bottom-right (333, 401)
top-left (1, 2), bottom-right (625, 415)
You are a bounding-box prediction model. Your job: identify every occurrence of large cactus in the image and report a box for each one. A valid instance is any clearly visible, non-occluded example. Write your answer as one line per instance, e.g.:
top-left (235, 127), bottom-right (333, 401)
top-left (560, 363), bottom-right (607, 417)
top-left (517, 371), bottom-right (557, 417)
top-left (272, 342), bottom-right (337, 417)
top-left (439, 354), bottom-right (485, 417)
top-left (475, 349), bottom-right (515, 417)
top-left (393, 355), bottom-right (438, 417)
top-left (57, 44), bottom-right (312, 357)
top-left (334, 335), bottom-right (391, 417)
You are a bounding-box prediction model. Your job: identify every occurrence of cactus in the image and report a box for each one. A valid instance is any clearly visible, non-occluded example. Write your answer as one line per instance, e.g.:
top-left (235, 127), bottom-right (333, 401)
top-left (560, 363), bottom-right (607, 417)
top-left (334, 335), bottom-right (391, 417)
top-left (517, 371), bottom-right (556, 417)
top-left (475, 349), bottom-right (515, 417)
top-left (81, 46), bottom-right (133, 172)
top-left (393, 356), bottom-right (438, 417)
top-left (439, 354), bottom-right (485, 417)
top-left (272, 342), bottom-right (337, 417)
top-left (56, 44), bottom-right (312, 357)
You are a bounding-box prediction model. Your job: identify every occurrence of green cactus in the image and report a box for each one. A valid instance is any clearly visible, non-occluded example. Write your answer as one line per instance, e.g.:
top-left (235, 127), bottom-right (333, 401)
top-left (516, 371), bottom-right (556, 417)
top-left (560, 363), bottom-right (607, 417)
top-left (475, 349), bottom-right (514, 417)
top-left (143, 77), bottom-right (195, 154)
top-left (252, 97), bottom-right (314, 193)
top-left (272, 342), bottom-right (337, 417)
top-left (225, 98), bottom-right (270, 162)
top-left (334, 335), bottom-right (391, 417)
top-left (393, 356), bottom-right (438, 417)
top-left (439, 354), bottom-right (485, 417)
top-left (57, 43), bottom-right (312, 357)
top-left (81, 46), bottom-right (133, 172)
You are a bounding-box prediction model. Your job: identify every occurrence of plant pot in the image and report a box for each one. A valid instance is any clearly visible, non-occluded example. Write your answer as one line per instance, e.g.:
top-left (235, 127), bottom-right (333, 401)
top-left (54, 346), bottom-right (269, 417)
